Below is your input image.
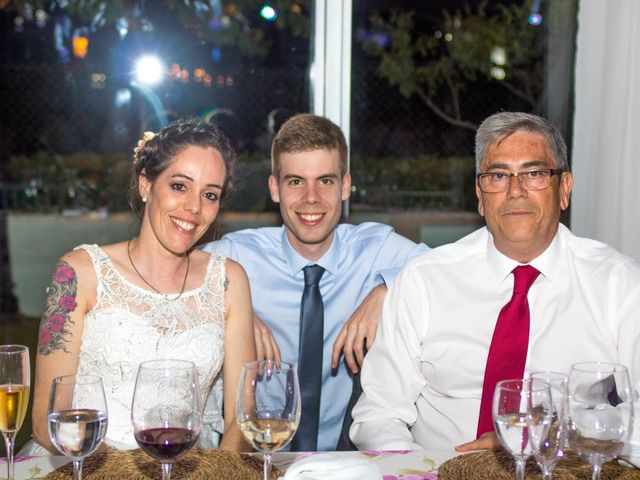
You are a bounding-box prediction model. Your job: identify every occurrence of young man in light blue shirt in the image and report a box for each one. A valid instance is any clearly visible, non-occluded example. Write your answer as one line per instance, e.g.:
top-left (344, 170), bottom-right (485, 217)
top-left (202, 114), bottom-right (428, 450)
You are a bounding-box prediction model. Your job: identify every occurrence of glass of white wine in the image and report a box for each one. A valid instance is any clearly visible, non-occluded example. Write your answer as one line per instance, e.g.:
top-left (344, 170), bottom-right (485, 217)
top-left (48, 375), bottom-right (108, 480)
top-left (0, 345), bottom-right (30, 480)
top-left (237, 360), bottom-right (300, 480)
top-left (493, 378), bottom-right (553, 480)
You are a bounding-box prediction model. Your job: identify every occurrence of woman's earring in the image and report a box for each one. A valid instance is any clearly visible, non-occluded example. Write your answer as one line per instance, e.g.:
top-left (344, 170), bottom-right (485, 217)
top-left (142, 196), bottom-right (148, 203)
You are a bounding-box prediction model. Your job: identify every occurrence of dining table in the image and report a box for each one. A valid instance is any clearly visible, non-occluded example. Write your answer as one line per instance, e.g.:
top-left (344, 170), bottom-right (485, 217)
top-left (3, 448), bottom-right (458, 479)
top-left (5, 448), bottom-right (640, 479)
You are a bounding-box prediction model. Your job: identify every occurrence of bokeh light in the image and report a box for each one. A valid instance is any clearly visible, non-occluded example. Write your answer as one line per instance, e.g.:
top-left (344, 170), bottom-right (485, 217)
top-left (14, 16), bottom-right (24, 33)
top-left (116, 17), bottom-right (129, 38)
top-left (73, 35), bottom-right (89, 58)
top-left (528, 13), bottom-right (543, 26)
top-left (115, 88), bottom-right (132, 108)
top-left (35, 9), bottom-right (48, 28)
top-left (490, 47), bottom-right (506, 66)
top-left (260, 5), bottom-right (277, 21)
top-left (133, 55), bottom-right (165, 86)
top-left (490, 66), bottom-right (506, 80)
top-left (90, 73), bottom-right (106, 89)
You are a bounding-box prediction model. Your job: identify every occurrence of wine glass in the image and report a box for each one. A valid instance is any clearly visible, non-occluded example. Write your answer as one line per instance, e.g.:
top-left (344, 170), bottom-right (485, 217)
top-left (132, 359), bottom-right (202, 480)
top-left (48, 374), bottom-right (108, 480)
top-left (0, 345), bottom-right (30, 480)
top-left (567, 362), bottom-right (634, 480)
top-left (237, 360), bottom-right (300, 480)
top-left (529, 371), bottom-right (569, 480)
top-left (493, 378), bottom-right (553, 480)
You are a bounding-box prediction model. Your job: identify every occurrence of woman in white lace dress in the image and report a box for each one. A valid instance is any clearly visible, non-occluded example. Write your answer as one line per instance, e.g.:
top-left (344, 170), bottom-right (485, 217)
top-left (27, 118), bottom-right (255, 454)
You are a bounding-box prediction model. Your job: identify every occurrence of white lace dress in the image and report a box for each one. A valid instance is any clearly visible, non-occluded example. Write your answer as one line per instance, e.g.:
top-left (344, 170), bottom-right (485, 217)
top-left (22, 244), bottom-right (226, 454)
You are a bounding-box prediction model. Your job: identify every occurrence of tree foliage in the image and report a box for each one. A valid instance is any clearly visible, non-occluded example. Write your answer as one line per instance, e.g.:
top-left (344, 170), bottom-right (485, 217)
top-left (1, 0), bottom-right (310, 58)
top-left (363, 0), bottom-right (543, 130)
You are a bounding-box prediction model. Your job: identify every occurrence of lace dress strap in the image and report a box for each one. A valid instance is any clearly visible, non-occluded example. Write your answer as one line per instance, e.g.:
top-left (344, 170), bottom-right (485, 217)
top-left (203, 252), bottom-right (226, 299)
top-left (200, 252), bottom-right (227, 446)
top-left (73, 243), bottom-right (109, 302)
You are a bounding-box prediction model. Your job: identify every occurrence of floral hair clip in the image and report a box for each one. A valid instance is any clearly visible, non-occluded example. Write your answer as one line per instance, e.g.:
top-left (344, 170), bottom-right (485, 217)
top-left (133, 131), bottom-right (156, 162)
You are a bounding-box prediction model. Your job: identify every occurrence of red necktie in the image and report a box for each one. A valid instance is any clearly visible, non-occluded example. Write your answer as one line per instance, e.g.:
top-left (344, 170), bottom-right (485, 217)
top-left (476, 265), bottom-right (541, 438)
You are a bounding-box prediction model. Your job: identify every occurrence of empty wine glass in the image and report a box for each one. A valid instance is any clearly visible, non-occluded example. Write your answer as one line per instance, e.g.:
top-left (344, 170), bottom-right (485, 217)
top-left (529, 371), bottom-right (569, 480)
top-left (132, 359), bottom-right (202, 480)
top-left (0, 345), bottom-right (30, 480)
top-left (237, 360), bottom-right (300, 480)
top-left (48, 375), bottom-right (108, 480)
top-left (493, 378), bottom-right (553, 480)
top-left (567, 362), bottom-right (634, 480)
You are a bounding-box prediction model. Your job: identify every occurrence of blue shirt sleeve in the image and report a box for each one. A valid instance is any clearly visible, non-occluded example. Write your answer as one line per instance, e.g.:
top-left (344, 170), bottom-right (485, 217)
top-left (374, 235), bottom-right (430, 286)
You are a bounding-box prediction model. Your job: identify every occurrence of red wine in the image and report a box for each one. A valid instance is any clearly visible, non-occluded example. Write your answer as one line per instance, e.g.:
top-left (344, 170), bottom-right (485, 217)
top-left (134, 427), bottom-right (198, 461)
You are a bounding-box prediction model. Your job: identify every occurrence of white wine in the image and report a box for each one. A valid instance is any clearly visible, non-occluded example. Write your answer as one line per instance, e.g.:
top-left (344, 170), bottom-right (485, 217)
top-left (48, 409), bottom-right (108, 459)
top-left (0, 384), bottom-right (30, 433)
top-left (239, 418), bottom-right (296, 452)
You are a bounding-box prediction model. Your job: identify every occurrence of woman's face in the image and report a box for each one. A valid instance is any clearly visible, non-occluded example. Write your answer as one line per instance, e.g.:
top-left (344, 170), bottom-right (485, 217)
top-left (139, 145), bottom-right (226, 255)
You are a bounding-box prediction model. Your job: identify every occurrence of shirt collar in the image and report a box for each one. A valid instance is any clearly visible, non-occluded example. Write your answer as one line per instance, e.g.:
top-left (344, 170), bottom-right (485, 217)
top-left (280, 226), bottom-right (341, 277)
top-left (486, 224), bottom-right (564, 285)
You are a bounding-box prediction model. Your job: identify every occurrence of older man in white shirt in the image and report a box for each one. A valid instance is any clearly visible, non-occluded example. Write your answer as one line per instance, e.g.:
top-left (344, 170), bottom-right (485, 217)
top-left (350, 112), bottom-right (640, 454)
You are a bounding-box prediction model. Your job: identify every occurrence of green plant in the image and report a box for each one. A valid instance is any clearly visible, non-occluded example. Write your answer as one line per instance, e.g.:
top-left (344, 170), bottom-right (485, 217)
top-left (363, 1), bottom-right (544, 130)
top-left (350, 154), bottom-right (476, 211)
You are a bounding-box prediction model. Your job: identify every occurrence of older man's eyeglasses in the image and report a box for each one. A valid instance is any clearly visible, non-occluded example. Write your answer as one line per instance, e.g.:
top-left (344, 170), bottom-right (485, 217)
top-left (477, 169), bottom-right (564, 193)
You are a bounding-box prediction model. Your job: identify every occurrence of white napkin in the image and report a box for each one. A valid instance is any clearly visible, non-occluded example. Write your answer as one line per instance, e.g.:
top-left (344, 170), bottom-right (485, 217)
top-left (278, 453), bottom-right (383, 480)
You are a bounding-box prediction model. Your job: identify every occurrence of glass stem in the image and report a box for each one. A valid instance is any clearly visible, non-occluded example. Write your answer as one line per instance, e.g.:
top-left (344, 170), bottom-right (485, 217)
top-left (592, 463), bottom-right (602, 480)
top-left (73, 460), bottom-right (83, 480)
top-left (3, 432), bottom-right (16, 480)
top-left (515, 457), bottom-right (526, 480)
top-left (542, 470), bottom-right (553, 480)
top-left (161, 461), bottom-right (172, 480)
top-left (263, 451), bottom-right (272, 480)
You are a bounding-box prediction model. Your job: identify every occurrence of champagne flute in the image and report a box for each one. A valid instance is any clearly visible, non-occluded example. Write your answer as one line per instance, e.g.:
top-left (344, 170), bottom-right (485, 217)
top-left (48, 375), bottom-right (108, 480)
top-left (0, 345), bottom-right (30, 480)
top-left (567, 362), bottom-right (634, 480)
top-left (529, 371), bottom-right (569, 480)
top-left (493, 378), bottom-right (553, 480)
top-left (237, 360), bottom-right (300, 480)
top-left (132, 359), bottom-right (202, 480)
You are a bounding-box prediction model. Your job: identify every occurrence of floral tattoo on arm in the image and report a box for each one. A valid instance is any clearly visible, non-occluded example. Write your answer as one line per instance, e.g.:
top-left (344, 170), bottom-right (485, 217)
top-left (38, 261), bottom-right (78, 355)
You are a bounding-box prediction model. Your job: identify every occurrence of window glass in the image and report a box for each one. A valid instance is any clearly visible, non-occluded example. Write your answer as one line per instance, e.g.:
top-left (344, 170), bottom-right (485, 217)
top-left (349, 0), bottom-right (577, 245)
top-left (0, 0), bottom-right (578, 451)
top-left (0, 1), bottom-right (311, 450)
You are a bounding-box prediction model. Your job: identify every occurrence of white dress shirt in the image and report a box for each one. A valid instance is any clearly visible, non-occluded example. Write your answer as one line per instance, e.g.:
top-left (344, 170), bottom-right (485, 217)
top-left (350, 224), bottom-right (640, 452)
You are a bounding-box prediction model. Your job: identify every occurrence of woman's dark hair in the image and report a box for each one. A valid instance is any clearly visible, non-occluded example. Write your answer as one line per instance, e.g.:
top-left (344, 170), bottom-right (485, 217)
top-left (128, 117), bottom-right (236, 217)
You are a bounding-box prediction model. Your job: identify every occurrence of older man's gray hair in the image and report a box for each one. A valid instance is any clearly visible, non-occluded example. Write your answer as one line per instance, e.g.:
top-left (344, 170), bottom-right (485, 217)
top-left (475, 112), bottom-right (568, 173)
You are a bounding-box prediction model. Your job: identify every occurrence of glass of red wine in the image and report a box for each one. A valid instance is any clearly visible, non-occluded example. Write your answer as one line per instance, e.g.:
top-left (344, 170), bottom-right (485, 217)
top-left (131, 359), bottom-right (202, 480)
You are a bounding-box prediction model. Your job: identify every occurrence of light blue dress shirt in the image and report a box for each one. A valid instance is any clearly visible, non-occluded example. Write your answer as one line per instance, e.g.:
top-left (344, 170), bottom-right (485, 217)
top-left (202, 222), bottom-right (429, 450)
